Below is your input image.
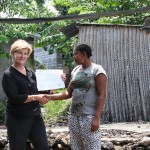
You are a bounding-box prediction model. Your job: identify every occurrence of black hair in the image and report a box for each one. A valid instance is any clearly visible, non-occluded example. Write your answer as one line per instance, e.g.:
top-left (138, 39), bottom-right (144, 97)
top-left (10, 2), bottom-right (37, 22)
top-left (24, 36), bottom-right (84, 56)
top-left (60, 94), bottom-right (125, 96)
top-left (74, 44), bottom-right (92, 58)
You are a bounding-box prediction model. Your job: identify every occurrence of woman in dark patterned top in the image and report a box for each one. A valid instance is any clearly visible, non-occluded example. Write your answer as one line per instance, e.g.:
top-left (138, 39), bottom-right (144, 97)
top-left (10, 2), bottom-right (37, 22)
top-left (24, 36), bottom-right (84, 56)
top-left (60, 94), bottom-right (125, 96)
top-left (2, 39), bottom-right (49, 150)
top-left (46, 44), bottom-right (107, 150)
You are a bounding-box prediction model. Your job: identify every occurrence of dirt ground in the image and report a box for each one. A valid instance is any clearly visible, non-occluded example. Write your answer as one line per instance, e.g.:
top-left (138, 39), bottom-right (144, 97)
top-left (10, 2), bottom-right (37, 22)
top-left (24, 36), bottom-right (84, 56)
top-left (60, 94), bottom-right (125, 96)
top-left (101, 122), bottom-right (150, 133)
top-left (49, 121), bottom-right (150, 133)
top-left (0, 121), bottom-right (150, 133)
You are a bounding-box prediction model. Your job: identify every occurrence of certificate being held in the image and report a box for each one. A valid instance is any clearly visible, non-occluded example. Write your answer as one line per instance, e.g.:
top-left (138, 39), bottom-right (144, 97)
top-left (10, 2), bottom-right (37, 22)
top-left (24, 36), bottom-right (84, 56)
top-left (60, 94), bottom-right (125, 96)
top-left (36, 69), bottom-right (65, 91)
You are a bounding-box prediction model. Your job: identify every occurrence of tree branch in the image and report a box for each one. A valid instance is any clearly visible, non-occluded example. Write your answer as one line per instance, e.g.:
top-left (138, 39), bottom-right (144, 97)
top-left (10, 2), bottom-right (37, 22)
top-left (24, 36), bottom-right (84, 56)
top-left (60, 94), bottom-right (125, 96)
top-left (0, 6), bottom-right (150, 24)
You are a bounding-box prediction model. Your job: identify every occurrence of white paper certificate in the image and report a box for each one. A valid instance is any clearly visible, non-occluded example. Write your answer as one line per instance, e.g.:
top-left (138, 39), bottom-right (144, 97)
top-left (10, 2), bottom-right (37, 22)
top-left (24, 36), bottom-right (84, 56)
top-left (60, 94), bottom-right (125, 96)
top-left (36, 69), bottom-right (65, 91)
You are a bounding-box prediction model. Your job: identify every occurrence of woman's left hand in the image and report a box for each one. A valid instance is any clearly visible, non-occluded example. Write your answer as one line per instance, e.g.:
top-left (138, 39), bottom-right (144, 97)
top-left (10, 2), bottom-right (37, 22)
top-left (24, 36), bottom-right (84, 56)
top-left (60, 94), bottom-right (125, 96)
top-left (91, 117), bottom-right (100, 132)
top-left (61, 73), bottom-right (66, 81)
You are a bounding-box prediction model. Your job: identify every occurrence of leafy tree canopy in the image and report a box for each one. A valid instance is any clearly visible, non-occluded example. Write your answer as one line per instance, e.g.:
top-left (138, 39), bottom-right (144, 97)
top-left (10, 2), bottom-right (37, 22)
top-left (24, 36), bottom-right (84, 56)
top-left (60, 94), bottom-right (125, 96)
top-left (52, 0), bottom-right (150, 24)
top-left (0, 0), bottom-right (55, 57)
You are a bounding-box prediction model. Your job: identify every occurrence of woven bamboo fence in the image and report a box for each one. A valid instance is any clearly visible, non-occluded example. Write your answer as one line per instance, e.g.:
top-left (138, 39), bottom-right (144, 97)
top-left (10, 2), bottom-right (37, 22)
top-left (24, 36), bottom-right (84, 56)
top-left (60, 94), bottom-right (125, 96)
top-left (77, 24), bottom-right (150, 122)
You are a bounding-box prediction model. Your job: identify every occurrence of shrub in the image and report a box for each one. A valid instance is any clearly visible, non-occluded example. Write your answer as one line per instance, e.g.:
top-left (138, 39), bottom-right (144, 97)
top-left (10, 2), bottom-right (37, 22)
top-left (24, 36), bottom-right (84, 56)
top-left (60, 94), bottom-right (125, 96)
top-left (0, 101), bottom-right (6, 124)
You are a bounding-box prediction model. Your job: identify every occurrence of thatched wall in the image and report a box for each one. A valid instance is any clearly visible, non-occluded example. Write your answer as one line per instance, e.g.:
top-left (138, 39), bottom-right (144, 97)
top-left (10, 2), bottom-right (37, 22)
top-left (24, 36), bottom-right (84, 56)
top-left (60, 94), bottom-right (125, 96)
top-left (77, 24), bottom-right (150, 122)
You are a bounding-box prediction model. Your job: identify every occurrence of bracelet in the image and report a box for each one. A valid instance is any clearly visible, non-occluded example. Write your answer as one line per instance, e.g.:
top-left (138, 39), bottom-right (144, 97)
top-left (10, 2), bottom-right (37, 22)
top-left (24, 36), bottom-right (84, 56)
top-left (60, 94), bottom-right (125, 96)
top-left (32, 96), bottom-right (35, 101)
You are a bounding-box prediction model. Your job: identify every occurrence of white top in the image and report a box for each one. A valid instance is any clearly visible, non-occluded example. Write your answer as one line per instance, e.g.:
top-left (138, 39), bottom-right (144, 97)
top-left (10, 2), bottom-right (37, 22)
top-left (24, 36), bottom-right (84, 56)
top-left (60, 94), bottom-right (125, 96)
top-left (70, 63), bottom-right (107, 116)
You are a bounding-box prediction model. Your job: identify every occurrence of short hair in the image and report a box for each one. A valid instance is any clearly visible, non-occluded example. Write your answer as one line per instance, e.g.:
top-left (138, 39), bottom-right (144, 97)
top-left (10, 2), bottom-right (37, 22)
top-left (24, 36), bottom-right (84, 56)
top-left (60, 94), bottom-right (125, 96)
top-left (10, 39), bottom-right (32, 56)
top-left (74, 44), bottom-right (92, 58)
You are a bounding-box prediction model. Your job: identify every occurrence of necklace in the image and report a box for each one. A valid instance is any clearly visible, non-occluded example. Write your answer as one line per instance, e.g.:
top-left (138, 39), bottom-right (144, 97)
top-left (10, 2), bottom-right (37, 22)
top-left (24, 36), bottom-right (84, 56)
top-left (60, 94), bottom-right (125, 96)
top-left (12, 65), bottom-right (26, 75)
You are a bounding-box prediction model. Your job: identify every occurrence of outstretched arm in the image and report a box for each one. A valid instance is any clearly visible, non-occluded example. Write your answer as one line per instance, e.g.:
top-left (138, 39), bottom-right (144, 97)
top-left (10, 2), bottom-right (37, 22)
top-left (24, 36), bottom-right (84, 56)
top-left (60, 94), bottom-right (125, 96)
top-left (45, 83), bottom-right (73, 101)
top-left (24, 94), bottom-right (49, 105)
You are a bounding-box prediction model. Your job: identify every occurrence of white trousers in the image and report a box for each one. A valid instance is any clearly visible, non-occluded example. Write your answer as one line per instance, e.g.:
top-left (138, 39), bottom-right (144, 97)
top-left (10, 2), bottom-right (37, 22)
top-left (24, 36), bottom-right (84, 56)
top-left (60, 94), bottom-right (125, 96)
top-left (68, 115), bottom-right (101, 150)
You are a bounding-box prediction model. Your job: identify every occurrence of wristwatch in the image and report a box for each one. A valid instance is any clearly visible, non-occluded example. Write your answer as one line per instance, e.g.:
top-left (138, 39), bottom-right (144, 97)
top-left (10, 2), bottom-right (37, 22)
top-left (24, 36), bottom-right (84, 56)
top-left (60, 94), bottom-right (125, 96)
top-left (32, 96), bottom-right (35, 101)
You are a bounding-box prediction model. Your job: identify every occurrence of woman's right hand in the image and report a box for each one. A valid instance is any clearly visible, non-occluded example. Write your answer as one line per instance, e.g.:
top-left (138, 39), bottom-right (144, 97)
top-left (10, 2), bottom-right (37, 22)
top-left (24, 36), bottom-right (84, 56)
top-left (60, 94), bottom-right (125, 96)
top-left (44, 95), bottom-right (51, 101)
top-left (34, 94), bottom-right (49, 105)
